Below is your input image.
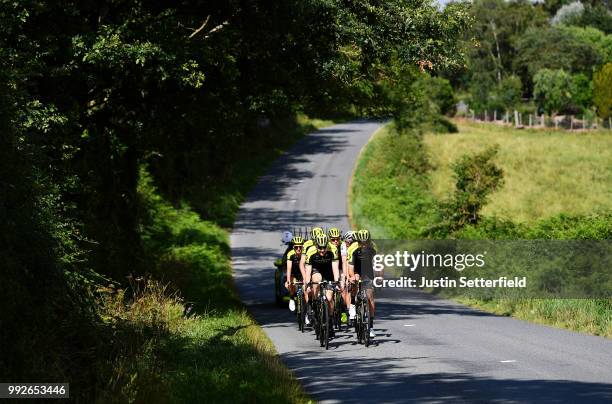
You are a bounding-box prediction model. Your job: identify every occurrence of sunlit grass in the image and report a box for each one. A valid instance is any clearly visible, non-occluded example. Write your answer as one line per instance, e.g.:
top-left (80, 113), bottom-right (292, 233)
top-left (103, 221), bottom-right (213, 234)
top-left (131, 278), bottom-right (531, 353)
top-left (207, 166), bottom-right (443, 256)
top-left (425, 120), bottom-right (612, 223)
top-left (454, 297), bottom-right (612, 338)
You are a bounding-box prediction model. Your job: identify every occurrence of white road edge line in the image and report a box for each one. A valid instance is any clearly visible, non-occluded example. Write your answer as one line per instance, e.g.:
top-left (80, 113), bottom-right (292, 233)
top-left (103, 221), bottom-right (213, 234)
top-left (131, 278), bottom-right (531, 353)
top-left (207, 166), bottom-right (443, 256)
top-left (499, 360), bottom-right (517, 363)
top-left (403, 324), bottom-right (415, 327)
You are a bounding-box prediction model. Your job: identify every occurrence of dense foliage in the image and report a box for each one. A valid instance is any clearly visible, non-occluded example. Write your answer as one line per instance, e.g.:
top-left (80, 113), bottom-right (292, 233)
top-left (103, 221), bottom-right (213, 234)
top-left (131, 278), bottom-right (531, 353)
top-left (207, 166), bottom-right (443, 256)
top-left (0, 0), bottom-right (470, 399)
top-left (449, 0), bottom-right (612, 117)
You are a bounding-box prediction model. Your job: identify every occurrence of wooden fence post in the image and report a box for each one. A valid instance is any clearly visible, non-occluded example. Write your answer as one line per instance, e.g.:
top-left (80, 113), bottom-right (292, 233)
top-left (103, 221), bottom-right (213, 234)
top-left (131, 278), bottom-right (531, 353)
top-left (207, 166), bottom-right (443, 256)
top-left (514, 110), bottom-right (519, 128)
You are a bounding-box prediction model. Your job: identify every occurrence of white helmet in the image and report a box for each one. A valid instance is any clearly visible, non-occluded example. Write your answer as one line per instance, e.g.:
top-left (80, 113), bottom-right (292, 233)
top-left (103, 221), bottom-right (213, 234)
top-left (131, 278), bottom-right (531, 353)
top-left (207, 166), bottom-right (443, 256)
top-left (281, 231), bottom-right (293, 244)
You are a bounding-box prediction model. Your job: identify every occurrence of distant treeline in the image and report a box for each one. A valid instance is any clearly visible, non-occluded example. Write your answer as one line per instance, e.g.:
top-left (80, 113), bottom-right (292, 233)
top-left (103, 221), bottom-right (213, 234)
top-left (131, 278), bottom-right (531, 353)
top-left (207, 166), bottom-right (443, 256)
top-left (444, 0), bottom-right (612, 118)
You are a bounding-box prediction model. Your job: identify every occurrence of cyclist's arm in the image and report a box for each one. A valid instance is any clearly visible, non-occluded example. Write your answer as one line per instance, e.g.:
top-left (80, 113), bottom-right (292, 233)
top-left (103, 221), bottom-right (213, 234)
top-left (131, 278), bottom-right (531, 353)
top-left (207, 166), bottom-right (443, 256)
top-left (332, 260), bottom-right (339, 282)
top-left (341, 245), bottom-right (348, 275)
top-left (347, 248), bottom-right (356, 279)
top-left (299, 254), bottom-right (307, 280)
top-left (299, 258), bottom-right (307, 281)
top-left (286, 260), bottom-right (292, 287)
top-left (305, 264), bottom-right (312, 285)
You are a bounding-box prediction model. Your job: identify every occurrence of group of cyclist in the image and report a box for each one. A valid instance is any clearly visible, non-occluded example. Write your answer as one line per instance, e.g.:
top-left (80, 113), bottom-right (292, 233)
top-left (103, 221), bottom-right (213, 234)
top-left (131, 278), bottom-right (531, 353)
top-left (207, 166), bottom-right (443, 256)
top-left (283, 226), bottom-right (379, 339)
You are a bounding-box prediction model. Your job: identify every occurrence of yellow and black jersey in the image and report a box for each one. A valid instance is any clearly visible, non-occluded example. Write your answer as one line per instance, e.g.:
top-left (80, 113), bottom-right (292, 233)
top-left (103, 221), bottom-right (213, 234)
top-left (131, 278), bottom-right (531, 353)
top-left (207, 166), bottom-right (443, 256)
top-left (286, 250), bottom-right (302, 266)
top-left (303, 239), bottom-right (315, 254)
top-left (286, 250), bottom-right (303, 279)
top-left (306, 244), bottom-right (338, 280)
top-left (305, 243), bottom-right (338, 263)
top-left (349, 244), bottom-right (377, 278)
top-left (346, 242), bottom-right (359, 265)
top-left (304, 241), bottom-right (337, 258)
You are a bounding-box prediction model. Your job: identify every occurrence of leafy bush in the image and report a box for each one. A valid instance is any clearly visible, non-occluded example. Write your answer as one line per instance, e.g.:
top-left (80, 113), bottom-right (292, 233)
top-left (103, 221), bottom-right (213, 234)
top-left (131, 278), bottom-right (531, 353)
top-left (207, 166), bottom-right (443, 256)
top-left (415, 75), bottom-right (457, 116)
top-left (533, 68), bottom-right (573, 114)
top-left (439, 145), bottom-right (504, 232)
top-left (570, 73), bottom-right (593, 112)
top-left (593, 62), bottom-right (612, 118)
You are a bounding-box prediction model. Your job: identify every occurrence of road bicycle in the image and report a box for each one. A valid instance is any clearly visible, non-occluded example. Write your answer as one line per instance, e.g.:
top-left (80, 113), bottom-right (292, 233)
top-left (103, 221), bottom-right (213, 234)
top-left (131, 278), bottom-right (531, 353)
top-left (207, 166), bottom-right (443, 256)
top-left (292, 281), bottom-right (307, 332)
top-left (333, 285), bottom-right (343, 331)
top-left (311, 280), bottom-right (339, 350)
top-left (355, 279), bottom-right (373, 347)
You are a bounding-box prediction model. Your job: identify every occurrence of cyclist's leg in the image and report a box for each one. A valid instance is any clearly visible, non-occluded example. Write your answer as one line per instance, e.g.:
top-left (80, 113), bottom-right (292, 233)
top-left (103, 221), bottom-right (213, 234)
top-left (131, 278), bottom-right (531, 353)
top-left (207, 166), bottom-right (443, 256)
top-left (341, 273), bottom-right (351, 313)
top-left (325, 283), bottom-right (334, 314)
top-left (311, 272), bottom-right (322, 302)
top-left (287, 275), bottom-right (297, 296)
top-left (364, 279), bottom-right (376, 336)
top-left (349, 273), bottom-right (361, 319)
top-left (367, 288), bottom-right (375, 321)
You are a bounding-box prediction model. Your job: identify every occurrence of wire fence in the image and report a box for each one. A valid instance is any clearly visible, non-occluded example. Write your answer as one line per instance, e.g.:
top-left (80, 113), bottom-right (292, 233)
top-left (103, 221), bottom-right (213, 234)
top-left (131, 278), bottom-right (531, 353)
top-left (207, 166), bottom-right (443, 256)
top-left (464, 110), bottom-right (612, 131)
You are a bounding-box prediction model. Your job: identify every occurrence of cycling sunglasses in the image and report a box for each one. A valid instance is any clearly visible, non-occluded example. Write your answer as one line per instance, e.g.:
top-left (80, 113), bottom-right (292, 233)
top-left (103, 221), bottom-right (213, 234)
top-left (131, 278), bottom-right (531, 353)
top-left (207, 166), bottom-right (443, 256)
top-left (330, 237), bottom-right (340, 243)
top-left (294, 245), bottom-right (303, 251)
top-left (317, 246), bottom-right (326, 250)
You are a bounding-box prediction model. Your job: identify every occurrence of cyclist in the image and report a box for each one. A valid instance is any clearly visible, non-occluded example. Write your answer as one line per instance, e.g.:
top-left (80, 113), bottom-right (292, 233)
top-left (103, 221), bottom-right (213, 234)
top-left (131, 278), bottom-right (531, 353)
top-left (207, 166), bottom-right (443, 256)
top-left (327, 227), bottom-right (348, 324)
top-left (285, 236), bottom-right (305, 312)
top-left (348, 229), bottom-right (377, 338)
top-left (300, 227), bottom-right (324, 324)
top-left (301, 227), bottom-right (322, 260)
top-left (340, 230), bottom-right (356, 323)
top-left (305, 233), bottom-right (340, 335)
top-left (345, 232), bottom-right (360, 321)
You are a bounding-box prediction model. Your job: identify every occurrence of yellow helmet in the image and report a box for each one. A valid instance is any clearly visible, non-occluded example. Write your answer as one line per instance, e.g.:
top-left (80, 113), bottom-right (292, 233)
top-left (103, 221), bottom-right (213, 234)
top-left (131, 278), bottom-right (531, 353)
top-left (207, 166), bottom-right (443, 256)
top-left (314, 234), bottom-right (328, 248)
top-left (310, 227), bottom-right (324, 239)
top-left (291, 236), bottom-right (304, 246)
top-left (328, 228), bottom-right (341, 238)
top-left (356, 229), bottom-right (370, 242)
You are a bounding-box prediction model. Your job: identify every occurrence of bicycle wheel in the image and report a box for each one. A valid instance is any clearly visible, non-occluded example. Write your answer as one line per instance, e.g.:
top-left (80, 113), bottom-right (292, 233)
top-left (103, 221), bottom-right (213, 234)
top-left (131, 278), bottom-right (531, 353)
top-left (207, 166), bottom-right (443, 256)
top-left (313, 300), bottom-right (320, 340)
top-left (356, 300), bottom-right (363, 344)
top-left (362, 298), bottom-right (371, 347)
top-left (321, 299), bottom-right (329, 348)
top-left (334, 291), bottom-right (343, 331)
top-left (298, 292), bottom-right (306, 333)
top-left (296, 291), bottom-right (303, 331)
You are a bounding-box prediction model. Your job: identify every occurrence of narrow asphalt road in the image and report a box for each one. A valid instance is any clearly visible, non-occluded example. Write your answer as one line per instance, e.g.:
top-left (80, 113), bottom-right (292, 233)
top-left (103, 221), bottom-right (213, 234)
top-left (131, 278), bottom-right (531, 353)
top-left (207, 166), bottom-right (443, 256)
top-left (230, 121), bottom-right (612, 403)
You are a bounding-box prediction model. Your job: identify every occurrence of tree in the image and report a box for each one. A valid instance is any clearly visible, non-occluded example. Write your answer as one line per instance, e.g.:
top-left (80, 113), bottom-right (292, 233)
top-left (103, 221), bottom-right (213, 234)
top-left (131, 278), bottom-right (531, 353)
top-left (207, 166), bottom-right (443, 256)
top-left (593, 62), bottom-right (612, 118)
top-left (415, 75), bottom-right (457, 116)
top-left (499, 74), bottom-right (523, 107)
top-left (443, 145), bottom-right (504, 231)
top-left (462, 0), bottom-right (548, 108)
top-left (570, 73), bottom-right (594, 112)
top-left (467, 0), bottom-right (548, 84)
top-left (515, 26), bottom-right (602, 81)
top-left (533, 68), bottom-right (574, 115)
top-left (551, 1), bottom-right (585, 26)
top-left (2, 0), bottom-right (473, 392)
top-left (576, 3), bottom-right (612, 34)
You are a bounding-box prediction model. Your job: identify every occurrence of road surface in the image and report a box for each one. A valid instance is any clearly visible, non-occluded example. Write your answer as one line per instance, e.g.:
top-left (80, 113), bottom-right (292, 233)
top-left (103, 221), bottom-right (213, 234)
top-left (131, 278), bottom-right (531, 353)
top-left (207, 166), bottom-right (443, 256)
top-left (230, 121), bottom-right (612, 403)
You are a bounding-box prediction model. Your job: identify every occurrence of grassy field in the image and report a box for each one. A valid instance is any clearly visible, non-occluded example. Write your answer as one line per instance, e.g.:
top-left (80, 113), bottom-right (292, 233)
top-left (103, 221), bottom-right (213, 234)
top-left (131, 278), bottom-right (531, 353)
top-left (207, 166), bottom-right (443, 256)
top-left (350, 121), bottom-right (612, 338)
top-left (426, 120), bottom-right (612, 223)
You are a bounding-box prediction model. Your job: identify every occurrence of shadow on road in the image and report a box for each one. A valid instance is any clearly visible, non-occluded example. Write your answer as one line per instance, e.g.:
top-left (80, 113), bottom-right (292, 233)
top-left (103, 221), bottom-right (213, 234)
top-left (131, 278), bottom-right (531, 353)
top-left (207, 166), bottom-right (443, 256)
top-left (245, 129), bottom-right (358, 203)
top-left (281, 351), bottom-right (612, 403)
top-left (234, 209), bottom-right (346, 233)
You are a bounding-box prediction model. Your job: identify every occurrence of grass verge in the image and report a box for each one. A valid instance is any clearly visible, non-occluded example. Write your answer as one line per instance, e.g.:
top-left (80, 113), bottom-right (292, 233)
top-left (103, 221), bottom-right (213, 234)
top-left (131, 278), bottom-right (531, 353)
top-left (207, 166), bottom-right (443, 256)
top-left (350, 121), bottom-right (612, 338)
